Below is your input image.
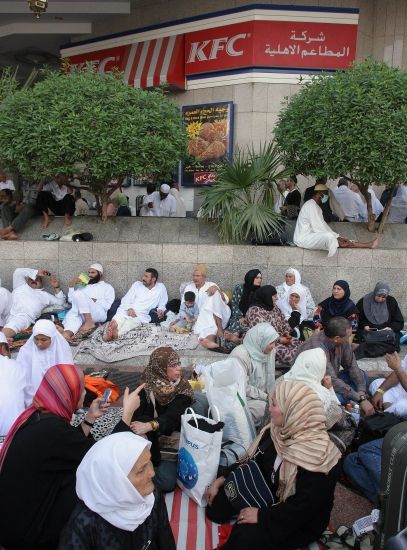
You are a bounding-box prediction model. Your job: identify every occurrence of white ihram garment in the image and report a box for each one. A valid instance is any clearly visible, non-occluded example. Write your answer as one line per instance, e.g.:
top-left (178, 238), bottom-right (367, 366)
top-left (5, 284), bottom-right (65, 333)
top-left (294, 199), bottom-right (339, 257)
top-left (183, 281), bottom-right (231, 338)
top-left (63, 281), bottom-right (115, 334)
top-left (113, 281), bottom-right (168, 336)
top-left (0, 355), bottom-right (26, 442)
top-left (369, 356), bottom-right (407, 416)
top-left (0, 288), bottom-right (12, 326)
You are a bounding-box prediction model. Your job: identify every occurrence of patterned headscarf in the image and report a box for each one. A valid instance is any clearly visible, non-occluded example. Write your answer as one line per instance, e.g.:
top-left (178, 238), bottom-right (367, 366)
top-left (144, 347), bottom-right (193, 406)
top-left (270, 380), bottom-right (341, 501)
top-left (0, 363), bottom-right (83, 471)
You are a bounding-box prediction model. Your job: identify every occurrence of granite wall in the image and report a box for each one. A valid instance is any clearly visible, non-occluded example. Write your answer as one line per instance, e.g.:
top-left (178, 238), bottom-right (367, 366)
top-left (1, 241), bottom-right (405, 316)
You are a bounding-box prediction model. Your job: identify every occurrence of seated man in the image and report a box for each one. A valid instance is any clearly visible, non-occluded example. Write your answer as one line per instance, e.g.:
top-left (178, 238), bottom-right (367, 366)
top-left (62, 264), bottom-right (114, 340)
top-left (104, 268), bottom-right (168, 342)
top-left (183, 264), bottom-right (231, 348)
top-left (343, 438), bottom-right (383, 503)
top-left (370, 352), bottom-right (407, 416)
top-left (294, 183), bottom-right (378, 257)
top-left (0, 333), bottom-right (26, 445)
top-left (141, 183), bottom-right (176, 217)
top-left (2, 268), bottom-right (65, 339)
top-left (296, 317), bottom-right (375, 416)
top-left (36, 175), bottom-right (75, 228)
top-left (0, 184), bottom-right (38, 241)
top-left (0, 284), bottom-right (11, 328)
top-left (332, 178), bottom-right (367, 222)
top-left (0, 172), bottom-right (15, 191)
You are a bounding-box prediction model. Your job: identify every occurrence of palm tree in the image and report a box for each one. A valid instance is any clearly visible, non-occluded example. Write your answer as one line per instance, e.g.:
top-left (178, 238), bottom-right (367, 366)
top-left (199, 142), bottom-right (288, 244)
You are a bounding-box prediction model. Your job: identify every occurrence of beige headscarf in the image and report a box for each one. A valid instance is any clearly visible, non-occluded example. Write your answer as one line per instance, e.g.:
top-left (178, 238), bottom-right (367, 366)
top-left (252, 380), bottom-right (340, 502)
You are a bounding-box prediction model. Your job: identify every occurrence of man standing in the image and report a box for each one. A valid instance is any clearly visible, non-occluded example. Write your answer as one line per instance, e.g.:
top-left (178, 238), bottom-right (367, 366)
top-left (296, 317), bottom-right (375, 415)
top-left (2, 269), bottom-right (65, 339)
top-left (294, 183), bottom-right (378, 256)
top-left (142, 183), bottom-right (176, 217)
top-left (183, 264), bottom-right (230, 348)
top-left (36, 175), bottom-right (75, 228)
top-left (62, 264), bottom-right (114, 340)
top-left (103, 268), bottom-right (168, 341)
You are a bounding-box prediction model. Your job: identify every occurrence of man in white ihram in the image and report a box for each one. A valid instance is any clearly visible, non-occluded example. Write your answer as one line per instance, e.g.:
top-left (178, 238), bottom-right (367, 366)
top-left (141, 183), bottom-right (176, 217)
top-left (182, 264), bottom-right (231, 348)
top-left (103, 268), bottom-right (168, 341)
top-left (294, 183), bottom-right (379, 257)
top-left (62, 263), bottom-right (115, 340)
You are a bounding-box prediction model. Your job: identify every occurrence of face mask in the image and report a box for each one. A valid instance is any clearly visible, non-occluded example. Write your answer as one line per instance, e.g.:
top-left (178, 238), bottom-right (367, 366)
top-left (321, 194), bottom-right (329, 204)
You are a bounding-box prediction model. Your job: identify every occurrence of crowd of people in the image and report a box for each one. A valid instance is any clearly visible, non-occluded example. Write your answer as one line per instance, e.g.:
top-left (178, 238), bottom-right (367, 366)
top-left (0, 258), bottom-right (405, 549)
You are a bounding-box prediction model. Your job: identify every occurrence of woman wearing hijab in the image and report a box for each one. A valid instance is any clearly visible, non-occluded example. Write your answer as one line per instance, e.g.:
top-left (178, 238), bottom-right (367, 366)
top-left (355, 282), bottom-right (404, 358)
top-left (16, 319), bottom-right (74, 405)
top-left (58, 432), bottom-right (175, 550)
top-left (276, 267), bottom-right (315, 321)
top-left (243, 286), bottom-right (301, 365)
top-left (230, 323), bottom-right (279, 426)
top-left (318, 280), bottom-right (358, 329)
top-left (129, 346), bottom-right (193, 492)
top-left (0, 364), bottom-right (144, 550)
top-left (206, 380), bottom-right (341, 549)
top-left (227, 269), bottom-right (262, 334)
top-left (277, 285), bottom-right (312, 339)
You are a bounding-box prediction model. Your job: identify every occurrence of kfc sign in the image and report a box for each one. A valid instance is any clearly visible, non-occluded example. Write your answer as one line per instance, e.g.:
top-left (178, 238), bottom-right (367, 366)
top-left (194, 172), bottom-right (217, 185)
top-left (187, 33), bottom-right (249, 63)
top-left (186, 22), bottom-right (254, 74)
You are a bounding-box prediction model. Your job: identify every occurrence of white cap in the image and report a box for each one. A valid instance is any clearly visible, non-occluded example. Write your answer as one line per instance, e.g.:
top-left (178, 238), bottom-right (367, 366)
top-left (160, 183), bottom-right (170, 194)
top-left (90, 263), bottom-right (103, 274)
top-left (0, 332), bottom-right (8, 345)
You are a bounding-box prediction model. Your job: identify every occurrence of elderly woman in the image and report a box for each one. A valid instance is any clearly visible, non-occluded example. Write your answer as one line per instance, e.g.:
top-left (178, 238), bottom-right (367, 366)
top-left (242, 286), bottom-right (301, 365)
top-left (58, 432), bottom-right (176, 550)
top-left (276, 267), bottom-right (315, 321)
top-left (318, 280), bottom-right (358, 329)
top-left (355, 282), bottom-right (404, 358)
top-left (129, 346), bottom-right (193, 492)
top-left (230, 323), bottom-right (279, 426)
top-left (0, 364), bottom-right (143, 550)
top-left (205, 380), bottom-right (341, 549)
top-left (277, 284), bottom-right (313, 339)
top-left (16, 319), bottom-right (73, 404)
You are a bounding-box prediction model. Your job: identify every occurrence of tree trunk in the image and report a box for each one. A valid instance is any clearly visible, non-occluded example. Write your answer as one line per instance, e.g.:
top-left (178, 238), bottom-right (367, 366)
top-left (377, 191), bottom-right (394, 234)
top-left (357, 184), bottom-right (375, 232)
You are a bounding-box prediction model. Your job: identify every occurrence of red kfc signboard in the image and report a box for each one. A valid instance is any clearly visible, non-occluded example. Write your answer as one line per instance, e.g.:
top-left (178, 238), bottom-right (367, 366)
top-left (185, 20), bottom-right (357, 74)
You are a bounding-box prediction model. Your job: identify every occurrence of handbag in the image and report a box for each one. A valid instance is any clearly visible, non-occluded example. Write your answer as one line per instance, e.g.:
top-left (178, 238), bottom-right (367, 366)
top-left (328, 409), bottom-right (358, 453)
top-left (358, 412), bottom-right (405, 446)
top-left (363, 329), bottom-right (395, 345)
top-left (223, 438), bottom-right (274, 511)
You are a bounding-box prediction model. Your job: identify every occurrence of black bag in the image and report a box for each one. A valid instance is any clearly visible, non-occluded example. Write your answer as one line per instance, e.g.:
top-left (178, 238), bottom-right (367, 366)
top-left (374, 422), bottom-right (407, 549)
top-left (358, 413), bottom-right (405, 446)
top-left (224, 439), bottom-right (274, 511)
top-left (363, 330), bottom-right (396, 346)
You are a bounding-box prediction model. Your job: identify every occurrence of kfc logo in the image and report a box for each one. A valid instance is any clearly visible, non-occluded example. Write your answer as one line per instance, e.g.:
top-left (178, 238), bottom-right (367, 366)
top-left (187, 33), bottom-right (248, 63)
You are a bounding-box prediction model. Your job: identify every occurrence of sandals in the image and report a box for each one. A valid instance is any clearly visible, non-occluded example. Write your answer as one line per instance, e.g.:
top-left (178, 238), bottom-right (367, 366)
top-left (41, 233), bottom-right (60, 241)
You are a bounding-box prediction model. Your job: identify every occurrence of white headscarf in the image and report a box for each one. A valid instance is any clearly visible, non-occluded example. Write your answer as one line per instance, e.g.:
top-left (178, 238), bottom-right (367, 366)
top-left (283, 267), bottom-right (303, 292)
top-left (283, 349), bottom-right (338, 411)
top-left (16, 319), bottom-right (73, 401)
top-left (242, 323), bottom-right (279, 393)
top-left (277, 284), bottom-right (307, 323)
top-left (76, 432), bottom-right (154, 531)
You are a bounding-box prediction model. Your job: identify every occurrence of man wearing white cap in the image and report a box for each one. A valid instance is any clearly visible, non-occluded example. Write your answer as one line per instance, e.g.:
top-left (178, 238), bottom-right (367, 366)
top-left (0, 333), bottom-right (26, 446)
top-left (2, 268), bottom-right (65, 339)
top-left (294, 184), bottom-right (379, 257)
top-left (142, 184), bottom-right (177, 217)
top-left (62, 263), bottom-right (115, 340)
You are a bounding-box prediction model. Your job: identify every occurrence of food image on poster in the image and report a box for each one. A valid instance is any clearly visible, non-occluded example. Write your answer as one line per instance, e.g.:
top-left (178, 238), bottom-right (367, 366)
top-left (182, 102), bottom-right (234, 186)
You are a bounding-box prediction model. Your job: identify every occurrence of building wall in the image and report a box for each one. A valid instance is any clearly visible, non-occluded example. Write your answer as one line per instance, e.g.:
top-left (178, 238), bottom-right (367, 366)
top-left (1, 240), bottom-right (406, 317)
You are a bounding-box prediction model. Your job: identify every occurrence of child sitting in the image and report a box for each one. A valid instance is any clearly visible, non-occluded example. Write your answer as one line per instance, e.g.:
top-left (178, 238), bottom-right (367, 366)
top-left (169, 291), bottom-right (199, 332)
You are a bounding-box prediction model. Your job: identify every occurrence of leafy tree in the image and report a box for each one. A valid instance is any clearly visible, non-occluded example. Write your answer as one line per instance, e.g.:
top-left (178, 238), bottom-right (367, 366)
top-left (199, 142), bottom-right (287, 244)
top-left (0, 67), bottom-right (187, 219)
top-left (274, 59), bottom-right (407, 232)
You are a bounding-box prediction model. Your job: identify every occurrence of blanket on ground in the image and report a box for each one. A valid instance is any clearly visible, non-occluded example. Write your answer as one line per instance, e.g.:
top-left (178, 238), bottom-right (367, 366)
top-left (73, 324), bottom-right (199, 363)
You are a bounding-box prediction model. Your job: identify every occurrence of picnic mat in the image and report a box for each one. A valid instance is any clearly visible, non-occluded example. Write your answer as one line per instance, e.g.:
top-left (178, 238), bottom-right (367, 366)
top-left (74, 324), bottom-right (199, 363)
top-left (165, 487), bottom-right (325, 550)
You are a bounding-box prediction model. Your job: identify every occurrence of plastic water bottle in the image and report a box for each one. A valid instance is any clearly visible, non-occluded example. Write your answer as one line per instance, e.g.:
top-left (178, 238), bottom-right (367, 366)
top-left (346, 402), bottom-right (360, 425)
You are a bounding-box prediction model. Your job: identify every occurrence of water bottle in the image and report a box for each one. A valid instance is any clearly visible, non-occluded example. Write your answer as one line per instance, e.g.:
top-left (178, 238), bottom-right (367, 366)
top-left (346, 402), bottom-right (360, 425)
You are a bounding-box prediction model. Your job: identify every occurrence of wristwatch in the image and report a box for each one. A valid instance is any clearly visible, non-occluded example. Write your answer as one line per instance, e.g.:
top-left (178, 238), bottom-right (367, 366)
top-left (358, 394), bottom-right (367, 403)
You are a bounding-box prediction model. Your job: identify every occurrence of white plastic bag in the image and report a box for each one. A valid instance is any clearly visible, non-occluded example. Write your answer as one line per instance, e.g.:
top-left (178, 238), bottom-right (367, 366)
top-left (177, 407), bottom-right (222, 507)
top-left (204, 358), bottom-right (256, 450)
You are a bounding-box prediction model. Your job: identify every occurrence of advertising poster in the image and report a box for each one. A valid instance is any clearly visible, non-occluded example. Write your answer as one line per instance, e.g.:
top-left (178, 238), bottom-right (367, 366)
top-left (182, 101), bottom-right (234, 186)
